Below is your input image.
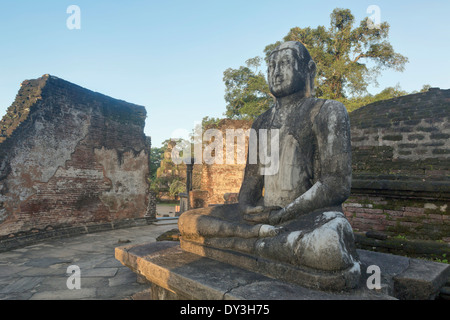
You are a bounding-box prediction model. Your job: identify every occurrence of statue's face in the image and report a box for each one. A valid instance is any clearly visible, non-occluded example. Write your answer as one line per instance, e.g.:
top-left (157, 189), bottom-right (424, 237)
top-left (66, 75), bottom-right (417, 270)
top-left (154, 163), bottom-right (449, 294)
top-left (268, 49), bottom-right (306, 98)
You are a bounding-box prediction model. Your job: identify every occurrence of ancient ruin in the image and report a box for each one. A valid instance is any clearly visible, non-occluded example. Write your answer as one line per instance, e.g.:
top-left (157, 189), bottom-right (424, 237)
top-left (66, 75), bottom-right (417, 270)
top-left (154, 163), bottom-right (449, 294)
top-left (116, 42), bottom-right (450, 300)
top-left (0, 75), bottom-right (153, 251)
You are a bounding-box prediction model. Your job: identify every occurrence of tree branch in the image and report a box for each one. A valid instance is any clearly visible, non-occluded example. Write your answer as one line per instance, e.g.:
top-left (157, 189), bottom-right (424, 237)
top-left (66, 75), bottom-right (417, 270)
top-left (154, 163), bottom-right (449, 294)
top-left (353, 53), bottom-right (366, 63)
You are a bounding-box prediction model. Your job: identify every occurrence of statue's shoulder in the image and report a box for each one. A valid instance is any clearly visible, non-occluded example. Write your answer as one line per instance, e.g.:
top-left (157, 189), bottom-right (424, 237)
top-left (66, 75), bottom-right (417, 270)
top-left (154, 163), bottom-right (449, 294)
top-left (318, 98), bottom-right (347, 112)
top-left (314, 98), bottom-right (349, 122)
top-left (251, 106), bottom-right (274, 129)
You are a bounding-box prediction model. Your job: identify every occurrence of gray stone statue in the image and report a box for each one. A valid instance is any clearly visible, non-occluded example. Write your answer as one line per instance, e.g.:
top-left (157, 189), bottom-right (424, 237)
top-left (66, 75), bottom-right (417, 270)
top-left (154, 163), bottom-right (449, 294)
top-left (178, 41), bottom-right (361, 290)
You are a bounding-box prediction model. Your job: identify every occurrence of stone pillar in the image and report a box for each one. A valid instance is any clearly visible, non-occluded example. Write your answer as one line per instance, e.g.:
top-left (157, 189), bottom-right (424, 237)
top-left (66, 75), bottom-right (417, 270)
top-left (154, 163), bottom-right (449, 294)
top-left (145, 191), bottom-right (157, 219)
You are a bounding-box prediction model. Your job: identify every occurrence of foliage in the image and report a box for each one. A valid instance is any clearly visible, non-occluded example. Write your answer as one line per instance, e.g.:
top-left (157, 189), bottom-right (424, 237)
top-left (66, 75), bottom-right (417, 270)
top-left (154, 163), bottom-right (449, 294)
top-left (168, 179), bottom-right (186, 197)
top-left (149, 139), bottom-right (188, 197)
top-left (344, 84), bottom-right (409, 112)
top-left (201, 116), bottom-right (222, 129)
top-left (223, 57), bottom-right (274, 120)
top-left (149, 147), bottom-right (164, 179)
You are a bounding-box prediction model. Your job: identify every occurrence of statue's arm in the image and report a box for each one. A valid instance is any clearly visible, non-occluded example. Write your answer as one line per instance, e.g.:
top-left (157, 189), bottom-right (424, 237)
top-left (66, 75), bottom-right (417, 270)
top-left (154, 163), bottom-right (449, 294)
top-left (269, 100), bottom-right (352, 224)
top-left (238, 122), bottom-right (264, 213)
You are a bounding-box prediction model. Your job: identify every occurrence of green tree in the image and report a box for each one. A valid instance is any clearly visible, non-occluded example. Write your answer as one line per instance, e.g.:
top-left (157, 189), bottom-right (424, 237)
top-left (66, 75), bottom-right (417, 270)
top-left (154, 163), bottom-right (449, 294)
top-left (223, 57), bottom-right (273, 120)
top-left (419, 84), bottom-right (431, 93)
top-left (169, 179), bottom-right (186, 198)
top-left (149, 147), bottom-right (164, 179)
top-left (344, 84), bottom-right (409, 112)
top-left (223, 8), bottom-right (409, 118)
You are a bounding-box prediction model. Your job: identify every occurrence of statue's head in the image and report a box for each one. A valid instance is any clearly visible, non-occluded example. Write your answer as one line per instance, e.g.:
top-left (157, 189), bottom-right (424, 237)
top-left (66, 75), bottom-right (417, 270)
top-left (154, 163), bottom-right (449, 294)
top-left (267, 41), bottom-right (316, 98)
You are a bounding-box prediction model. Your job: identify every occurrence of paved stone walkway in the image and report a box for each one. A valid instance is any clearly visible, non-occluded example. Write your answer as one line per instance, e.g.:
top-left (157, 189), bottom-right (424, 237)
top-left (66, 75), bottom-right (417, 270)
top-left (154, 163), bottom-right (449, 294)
top-left (0, 220), bottom-right (178, 300)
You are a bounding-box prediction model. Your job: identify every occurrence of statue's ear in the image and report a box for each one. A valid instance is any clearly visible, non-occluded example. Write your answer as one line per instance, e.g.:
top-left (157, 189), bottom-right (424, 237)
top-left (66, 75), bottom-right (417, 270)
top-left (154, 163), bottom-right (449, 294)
top-left (308, 60), bottom-right (316, 76)
top-left (307, 60), bottom-right (317, 97)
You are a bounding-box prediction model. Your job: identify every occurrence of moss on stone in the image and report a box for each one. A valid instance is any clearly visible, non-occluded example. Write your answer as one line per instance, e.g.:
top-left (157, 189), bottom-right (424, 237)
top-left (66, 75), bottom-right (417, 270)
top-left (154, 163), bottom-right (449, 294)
top-left (0, 75), bottom-right (49, 143)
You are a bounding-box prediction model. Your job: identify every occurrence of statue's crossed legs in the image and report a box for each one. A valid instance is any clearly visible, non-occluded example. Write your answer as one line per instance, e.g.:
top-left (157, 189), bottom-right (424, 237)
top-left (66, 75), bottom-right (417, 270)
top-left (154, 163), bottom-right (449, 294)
top-left (178, 203), bottom-right (359, 272)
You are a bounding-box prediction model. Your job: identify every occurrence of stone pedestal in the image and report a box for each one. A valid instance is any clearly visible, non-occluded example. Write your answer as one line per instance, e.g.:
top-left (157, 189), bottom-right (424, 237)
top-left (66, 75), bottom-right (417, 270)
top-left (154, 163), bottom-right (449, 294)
top-left (179, 238), bottom-right (360, 292)
top-left (115, 241), bottom-right (450, 300)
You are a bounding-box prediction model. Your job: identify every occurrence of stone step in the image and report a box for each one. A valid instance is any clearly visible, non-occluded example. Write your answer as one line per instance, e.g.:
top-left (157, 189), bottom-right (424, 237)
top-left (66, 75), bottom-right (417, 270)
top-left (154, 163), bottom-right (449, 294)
top-left (116, 241), bottom-right (450, 300)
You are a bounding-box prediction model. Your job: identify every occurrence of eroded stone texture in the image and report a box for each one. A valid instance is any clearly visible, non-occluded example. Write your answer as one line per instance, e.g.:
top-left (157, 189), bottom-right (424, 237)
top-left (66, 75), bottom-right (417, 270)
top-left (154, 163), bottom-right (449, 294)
top-left (0, 75), bottom-right (150, 240)
top-left (345, 88), bottom-right (450, 241)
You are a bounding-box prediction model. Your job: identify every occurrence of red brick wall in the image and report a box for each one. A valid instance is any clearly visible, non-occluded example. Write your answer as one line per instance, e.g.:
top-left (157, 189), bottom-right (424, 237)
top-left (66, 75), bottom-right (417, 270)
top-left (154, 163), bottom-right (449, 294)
top-left (343, 195), bottom-right (450, 242)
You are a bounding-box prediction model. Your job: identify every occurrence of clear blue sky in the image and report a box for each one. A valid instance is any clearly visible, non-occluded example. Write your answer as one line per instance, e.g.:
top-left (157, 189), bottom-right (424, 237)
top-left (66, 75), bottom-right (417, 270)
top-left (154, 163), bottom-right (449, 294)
top-left (1, 0), bottom-right (449, 147)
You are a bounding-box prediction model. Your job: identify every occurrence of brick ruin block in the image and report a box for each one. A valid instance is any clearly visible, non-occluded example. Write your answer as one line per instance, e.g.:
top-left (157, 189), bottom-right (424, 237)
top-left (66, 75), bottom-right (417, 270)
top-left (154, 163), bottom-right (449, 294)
top-left (0, 74), bottom-right (151, 243)
top-left (199, 119), bottom-right (253, 206)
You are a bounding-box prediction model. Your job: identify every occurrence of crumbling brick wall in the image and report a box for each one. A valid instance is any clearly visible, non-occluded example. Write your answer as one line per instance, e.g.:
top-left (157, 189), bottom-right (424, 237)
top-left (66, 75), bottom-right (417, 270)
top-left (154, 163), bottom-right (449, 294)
top-left (196, 119), bottom-right (252, 206)
top-left (0, 75), bottom-right (151, 242)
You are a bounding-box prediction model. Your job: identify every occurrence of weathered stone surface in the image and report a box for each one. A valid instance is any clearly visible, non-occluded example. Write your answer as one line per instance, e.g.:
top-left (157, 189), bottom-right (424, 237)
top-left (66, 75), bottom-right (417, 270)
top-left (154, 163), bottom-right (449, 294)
top-left (156, 228), bottom-right (181, 241)
top-left (393, 258), bottom-right (450, 300)
top-left (0, 223), bottom-right (177, 300)
top-left (0, 75), bottom-right (151, 247)
top-left (354, 232), bottom-right (450, 259)
top-left (346, 88), bottom-right (450, 240)
top-left (179, 237), bottom-right (360, 292)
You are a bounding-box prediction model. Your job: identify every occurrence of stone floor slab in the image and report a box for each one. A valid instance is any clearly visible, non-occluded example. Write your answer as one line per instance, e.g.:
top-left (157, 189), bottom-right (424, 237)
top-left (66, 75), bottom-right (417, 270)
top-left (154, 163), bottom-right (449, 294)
top-left (0, 277), bottom-right (43, 294)
top-left (30, 288), bottom-right (97, 300)
top-left (79, 267), bottom-right (118, 278)
top-left (0, 222), bottom-right (176, 300)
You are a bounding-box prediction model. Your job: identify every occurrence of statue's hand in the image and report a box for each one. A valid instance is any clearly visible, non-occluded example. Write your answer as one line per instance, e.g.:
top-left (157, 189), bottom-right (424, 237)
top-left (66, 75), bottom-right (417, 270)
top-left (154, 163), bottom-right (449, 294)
top-left (243, 206), bottom-right (281, 224)
top-left (243, 211), bottom-right (269, 224)
top-left (242, 206), bottom-right (265, 215)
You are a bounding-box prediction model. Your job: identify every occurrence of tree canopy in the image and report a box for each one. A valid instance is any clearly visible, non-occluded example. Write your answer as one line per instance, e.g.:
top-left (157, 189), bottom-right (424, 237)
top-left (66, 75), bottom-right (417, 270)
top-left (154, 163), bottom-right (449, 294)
top-left (223, 8), bottom-right (410, 119)
top-left (223, 57), bottom-right (273, 119)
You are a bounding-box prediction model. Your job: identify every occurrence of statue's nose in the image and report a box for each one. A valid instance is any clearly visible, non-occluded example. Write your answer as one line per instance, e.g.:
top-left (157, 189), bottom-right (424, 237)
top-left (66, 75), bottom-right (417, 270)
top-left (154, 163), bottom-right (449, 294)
top-left (274, 74), bottom-right (283, 83)
top-left (274, 65), bottom-right (281, 76)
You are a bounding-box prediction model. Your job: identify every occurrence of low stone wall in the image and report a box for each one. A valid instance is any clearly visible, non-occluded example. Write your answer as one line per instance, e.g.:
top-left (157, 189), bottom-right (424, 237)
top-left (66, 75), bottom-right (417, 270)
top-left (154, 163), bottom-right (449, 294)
top-left (344, 195), bottom-right (449, 241)
top-left (346, 88), bottom-right (449, 242)
top-left (0, 217), bottom-right (155, 253)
